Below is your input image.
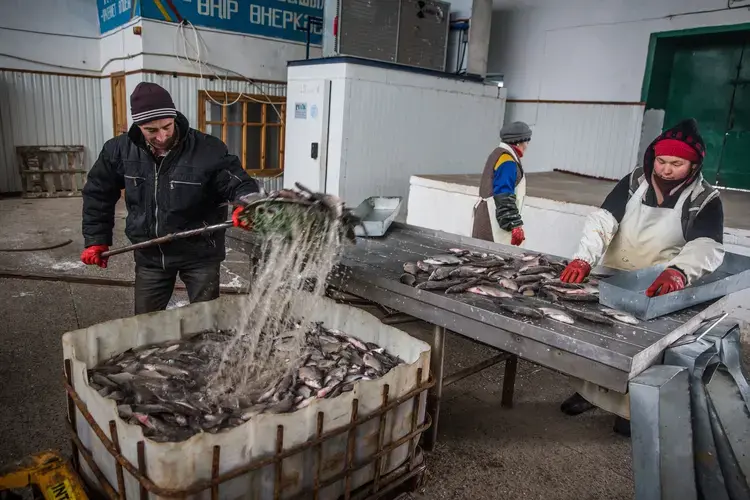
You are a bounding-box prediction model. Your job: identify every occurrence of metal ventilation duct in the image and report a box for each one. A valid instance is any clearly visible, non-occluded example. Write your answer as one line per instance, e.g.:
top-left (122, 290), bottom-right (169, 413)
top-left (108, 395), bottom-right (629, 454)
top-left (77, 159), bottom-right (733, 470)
top-left (322, 0), bottom-right (451, 71)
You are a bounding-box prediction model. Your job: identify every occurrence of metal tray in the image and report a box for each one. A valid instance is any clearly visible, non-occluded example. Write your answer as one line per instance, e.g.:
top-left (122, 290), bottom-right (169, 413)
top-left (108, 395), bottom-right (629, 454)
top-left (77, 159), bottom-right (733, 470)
top-left (353, 196), bottom-right (403, 237)
top-left (598, 251), bottom-right (750, 320)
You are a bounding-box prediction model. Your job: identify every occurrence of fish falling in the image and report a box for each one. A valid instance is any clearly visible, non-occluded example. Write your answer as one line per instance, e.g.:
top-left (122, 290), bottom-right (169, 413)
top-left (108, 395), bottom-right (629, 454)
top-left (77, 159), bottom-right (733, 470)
top-left (400, 249), bottom-right (640, 326)
top-left (87, 186), bottom-right (381, 442)
top-left (87, 323), bottom-right (403, 442)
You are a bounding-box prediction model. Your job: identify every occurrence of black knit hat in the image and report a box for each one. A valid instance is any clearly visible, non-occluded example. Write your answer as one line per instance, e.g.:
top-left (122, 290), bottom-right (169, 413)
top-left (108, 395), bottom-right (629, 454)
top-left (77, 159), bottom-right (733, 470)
top-left (500, 121), bottom-right (532, 145)
top-left (130, 82), bottom-right (177, 125)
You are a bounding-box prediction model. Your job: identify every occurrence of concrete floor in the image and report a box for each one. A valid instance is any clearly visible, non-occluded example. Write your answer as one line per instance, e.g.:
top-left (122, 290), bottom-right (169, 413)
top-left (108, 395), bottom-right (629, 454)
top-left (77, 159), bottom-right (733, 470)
top-left (0, 196), bottom-right (746, 500)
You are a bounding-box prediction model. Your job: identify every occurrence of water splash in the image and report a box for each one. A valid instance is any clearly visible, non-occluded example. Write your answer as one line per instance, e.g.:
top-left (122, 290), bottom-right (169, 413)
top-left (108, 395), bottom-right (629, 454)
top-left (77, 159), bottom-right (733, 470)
top-left (207, 200), bottom-right (346, 399)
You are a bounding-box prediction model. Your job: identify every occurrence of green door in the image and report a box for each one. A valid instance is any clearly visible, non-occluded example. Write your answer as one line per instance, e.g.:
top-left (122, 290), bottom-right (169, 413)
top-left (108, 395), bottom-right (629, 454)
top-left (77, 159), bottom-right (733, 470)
top-left (663, 36), bottom-right (743, 184)
top-left (717, 44), bottom-right (750, 189)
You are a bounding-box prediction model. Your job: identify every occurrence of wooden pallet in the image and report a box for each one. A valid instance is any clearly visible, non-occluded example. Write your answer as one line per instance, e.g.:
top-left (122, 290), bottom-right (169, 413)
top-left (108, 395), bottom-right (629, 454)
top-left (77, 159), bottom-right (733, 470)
top-left (17, 145), bottom-right (87, 198)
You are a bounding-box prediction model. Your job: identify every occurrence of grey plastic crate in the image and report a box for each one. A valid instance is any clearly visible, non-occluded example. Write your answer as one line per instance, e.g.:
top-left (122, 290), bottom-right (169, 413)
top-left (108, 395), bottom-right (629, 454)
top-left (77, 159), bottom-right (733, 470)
top-left (598, 252), bottom-right (750, 320)
top-left (353, 196), bottom-right (403, 237)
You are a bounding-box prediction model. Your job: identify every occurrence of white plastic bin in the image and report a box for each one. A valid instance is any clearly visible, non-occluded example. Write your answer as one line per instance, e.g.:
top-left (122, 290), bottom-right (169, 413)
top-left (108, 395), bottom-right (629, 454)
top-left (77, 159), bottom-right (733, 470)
top-left (62, 294), bottom-right (431, 499)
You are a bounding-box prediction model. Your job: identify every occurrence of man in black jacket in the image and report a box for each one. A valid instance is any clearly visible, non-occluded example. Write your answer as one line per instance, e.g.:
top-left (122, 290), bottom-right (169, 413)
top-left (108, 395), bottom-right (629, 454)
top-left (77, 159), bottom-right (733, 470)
top-left (81, 82), bottom-right (261, 314)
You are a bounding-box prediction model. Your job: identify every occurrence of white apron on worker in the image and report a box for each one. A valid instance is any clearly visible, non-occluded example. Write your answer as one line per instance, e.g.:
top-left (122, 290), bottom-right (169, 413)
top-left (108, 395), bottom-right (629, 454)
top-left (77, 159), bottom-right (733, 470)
top-left (572, 181), bottom-right (690, 419)
top-left (484, 145), bottom-right (526, 246)
top-left (600, 182), bottom-right (688, 271)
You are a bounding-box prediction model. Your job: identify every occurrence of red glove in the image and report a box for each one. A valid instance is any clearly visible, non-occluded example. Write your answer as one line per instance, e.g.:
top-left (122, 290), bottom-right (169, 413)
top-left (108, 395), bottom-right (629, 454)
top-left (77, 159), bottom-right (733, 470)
top-left (81, 245), bottom-right (109, 269)
top-left (646, 268), bottom-right (686, 297)
top-left (232, 206), bottom-right (252, 230)
top-left (560, 259), bottom-right (591, 283)
top-left (511, 227), bottom-right (525, 246)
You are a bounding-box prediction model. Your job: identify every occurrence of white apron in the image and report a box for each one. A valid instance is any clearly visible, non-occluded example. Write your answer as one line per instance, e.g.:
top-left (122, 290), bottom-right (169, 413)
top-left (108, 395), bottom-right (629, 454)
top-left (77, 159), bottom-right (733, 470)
top-left (483, 146), bottom-right (527, 246)
top-left (600, 181), bottom-right (688, 271)
top-left (574, 181), bottom-right (689, 419)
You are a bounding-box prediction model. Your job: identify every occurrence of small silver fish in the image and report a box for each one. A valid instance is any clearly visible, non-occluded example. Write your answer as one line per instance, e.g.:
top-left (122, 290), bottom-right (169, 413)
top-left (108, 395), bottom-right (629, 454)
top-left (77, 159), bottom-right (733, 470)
top-left (363, 353), bottom-right (383, 371)
top-left (344, 335), bottom-right (368, 351)
top-left (108, 372), bottom-right (136, 385)
top-left (600, 307), bottom-right (640, 325)
top-left (498, 278), bottom-right (519, 292)
top-left (467, 286), bottom-right (514, 299)
top-left (423, 254), bottom-right (463, 265)
top-left (299, 366), bottom-right (323, 389)
top-left (403, 262), bottom-right (419, 275)
top-left (538, 307), bottom-right (575, 324)
top-left (430, 266), bottom-right (458, 281)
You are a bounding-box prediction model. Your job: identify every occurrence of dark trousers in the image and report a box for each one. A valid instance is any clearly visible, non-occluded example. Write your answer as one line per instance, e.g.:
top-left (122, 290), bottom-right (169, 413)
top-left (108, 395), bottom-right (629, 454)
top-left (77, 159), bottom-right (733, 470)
top-left (134, 262), bottom-right (221, 315)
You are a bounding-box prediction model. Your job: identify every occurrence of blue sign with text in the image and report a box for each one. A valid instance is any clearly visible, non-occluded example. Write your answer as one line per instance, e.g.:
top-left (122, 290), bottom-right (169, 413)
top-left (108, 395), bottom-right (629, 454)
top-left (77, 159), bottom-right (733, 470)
top-left (97, 0), bottom-right (140, 34)
top-left (140, 0), bottom-right (324, 45)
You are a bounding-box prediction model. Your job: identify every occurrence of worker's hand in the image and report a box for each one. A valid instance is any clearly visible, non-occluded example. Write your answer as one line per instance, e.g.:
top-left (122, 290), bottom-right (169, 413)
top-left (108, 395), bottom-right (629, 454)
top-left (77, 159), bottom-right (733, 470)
top-left (511, 227), bottom-right (525, 246)
top-left (560, 259), bottom-right (591, 283)
top-left (81, 245), bottom-right (109, 269)
top-left (232, 206), bottom-right (252, 231)
top-left (646, 268), bottom-right (686, 297)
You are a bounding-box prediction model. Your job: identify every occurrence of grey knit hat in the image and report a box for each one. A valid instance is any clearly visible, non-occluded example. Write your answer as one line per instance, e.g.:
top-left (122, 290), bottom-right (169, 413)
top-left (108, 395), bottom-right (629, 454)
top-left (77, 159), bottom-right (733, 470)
top-left (500, 121), bottom-right (532, 145)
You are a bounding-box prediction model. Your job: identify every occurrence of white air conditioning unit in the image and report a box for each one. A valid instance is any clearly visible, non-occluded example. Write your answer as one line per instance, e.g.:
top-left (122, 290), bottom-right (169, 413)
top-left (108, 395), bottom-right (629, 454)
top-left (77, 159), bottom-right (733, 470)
top-left (321, 0), bottom-right (451, 71)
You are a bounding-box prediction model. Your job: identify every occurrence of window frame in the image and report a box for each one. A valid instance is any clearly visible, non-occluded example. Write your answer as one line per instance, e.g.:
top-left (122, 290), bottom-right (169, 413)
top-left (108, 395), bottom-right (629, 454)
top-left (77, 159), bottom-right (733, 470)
top-left (197, 90), bottom-right (286, 177)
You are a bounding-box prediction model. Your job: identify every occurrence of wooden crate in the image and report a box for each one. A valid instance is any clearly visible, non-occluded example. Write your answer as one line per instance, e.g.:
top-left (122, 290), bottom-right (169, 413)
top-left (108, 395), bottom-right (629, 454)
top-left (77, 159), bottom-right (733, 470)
top-left (17, 145), bottom-right (87, 198)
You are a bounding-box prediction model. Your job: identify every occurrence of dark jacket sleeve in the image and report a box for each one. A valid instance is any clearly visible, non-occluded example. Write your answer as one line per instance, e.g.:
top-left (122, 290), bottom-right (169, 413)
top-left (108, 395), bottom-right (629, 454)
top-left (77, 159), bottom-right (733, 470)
top-left (685, 197), bottom-right (723, 244)
top-left (599, 174), bottom-right (631, 223)
top-left (210, 146), bottom-right (261, 202)
top-left (81, 147), bottom-right (122, 247)
top-left (493, 193), bottom-right (523, 231)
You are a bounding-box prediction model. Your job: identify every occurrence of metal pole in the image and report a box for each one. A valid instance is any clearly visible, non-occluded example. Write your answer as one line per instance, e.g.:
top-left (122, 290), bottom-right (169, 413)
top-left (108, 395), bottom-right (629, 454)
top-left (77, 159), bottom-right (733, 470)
top-left (101, 222), bottom-right (233, 258)
top-left (443, 352), bottom-right (510, 387)
top-left (423, 325), bottom-right (445, 451)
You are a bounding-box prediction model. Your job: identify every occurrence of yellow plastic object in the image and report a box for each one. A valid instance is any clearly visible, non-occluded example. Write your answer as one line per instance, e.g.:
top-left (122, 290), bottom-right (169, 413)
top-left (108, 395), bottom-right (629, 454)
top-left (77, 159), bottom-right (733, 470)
top-left (0, 451), bottom-right (87, 500)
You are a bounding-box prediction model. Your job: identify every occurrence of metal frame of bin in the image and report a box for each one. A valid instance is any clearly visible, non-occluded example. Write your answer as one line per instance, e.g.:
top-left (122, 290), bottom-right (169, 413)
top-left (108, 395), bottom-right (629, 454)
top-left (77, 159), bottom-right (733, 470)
top-left (63, 360), bottom-right (435, 500)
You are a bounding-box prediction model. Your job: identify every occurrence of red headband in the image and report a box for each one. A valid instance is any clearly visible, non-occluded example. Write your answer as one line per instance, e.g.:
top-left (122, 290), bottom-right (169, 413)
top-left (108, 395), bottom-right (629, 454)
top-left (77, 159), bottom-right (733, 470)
top-left (654, 139), bottom-right (700, 163)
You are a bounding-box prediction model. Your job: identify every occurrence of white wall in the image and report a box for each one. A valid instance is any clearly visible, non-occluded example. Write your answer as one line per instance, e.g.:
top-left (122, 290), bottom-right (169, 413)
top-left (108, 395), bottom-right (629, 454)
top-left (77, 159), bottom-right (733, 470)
top-left (140, 19), bottom-right (320, 83)
top-left (0, 0), bottom-right (101, 75)
top-left (488, 0), bottom-right (750, 178)
top-left (490, 0), bottom-right (750, 101)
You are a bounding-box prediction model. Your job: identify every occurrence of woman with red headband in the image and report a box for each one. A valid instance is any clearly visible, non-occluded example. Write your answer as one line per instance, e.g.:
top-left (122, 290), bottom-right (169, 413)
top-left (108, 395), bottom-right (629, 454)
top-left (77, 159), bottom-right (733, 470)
top-left (557, 118), bottom-right (725, 435)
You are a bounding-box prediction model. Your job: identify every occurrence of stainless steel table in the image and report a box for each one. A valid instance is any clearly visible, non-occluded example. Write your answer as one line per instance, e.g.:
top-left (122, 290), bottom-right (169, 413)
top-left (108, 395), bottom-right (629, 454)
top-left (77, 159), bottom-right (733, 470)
top-left (227, 223), bottom-right (719, 450)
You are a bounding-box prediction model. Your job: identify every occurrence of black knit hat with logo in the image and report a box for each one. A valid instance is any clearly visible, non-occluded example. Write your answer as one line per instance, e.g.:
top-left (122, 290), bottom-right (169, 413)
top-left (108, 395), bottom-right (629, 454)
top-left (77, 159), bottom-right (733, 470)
top-left (130, 82), bottom-right (177, 125)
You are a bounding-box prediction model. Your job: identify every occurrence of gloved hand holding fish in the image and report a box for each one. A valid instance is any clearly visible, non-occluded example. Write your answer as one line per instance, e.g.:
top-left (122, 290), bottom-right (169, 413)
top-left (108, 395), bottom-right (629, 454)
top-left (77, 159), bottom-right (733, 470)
top-left (399, 248), bottom-right (639, 326)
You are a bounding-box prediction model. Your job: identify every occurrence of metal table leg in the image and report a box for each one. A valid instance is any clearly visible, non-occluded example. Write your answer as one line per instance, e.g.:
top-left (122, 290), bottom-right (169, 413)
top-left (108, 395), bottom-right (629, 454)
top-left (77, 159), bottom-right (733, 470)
top-left (423, 325), bottom-right (445, 452)
top-left (501, 355), bottom-right (518, 409)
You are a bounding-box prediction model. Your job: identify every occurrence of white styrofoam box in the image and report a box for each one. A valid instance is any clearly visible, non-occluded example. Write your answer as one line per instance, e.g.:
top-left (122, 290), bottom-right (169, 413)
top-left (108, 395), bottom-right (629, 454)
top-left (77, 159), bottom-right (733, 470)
top-left (62, 295), bottom-right (431, 500)
top-left (283, 60), bottom-right (507, 209)
top-left (406, 175), bottom-right (479, 237)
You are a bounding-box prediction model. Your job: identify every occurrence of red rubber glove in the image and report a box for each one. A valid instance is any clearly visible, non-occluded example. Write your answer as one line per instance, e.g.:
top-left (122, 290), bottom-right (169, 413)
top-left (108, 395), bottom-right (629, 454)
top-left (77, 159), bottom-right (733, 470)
top-left (646, 268), bottom-right (686, 297)
top-left (81, 245), bottom-right (109, 269)
top-left (560, 259), bottom-right (591, 284)
top-left (511, 227), bottom-right (525, 246)
top-left (232, 206), bottom-right (252, 230)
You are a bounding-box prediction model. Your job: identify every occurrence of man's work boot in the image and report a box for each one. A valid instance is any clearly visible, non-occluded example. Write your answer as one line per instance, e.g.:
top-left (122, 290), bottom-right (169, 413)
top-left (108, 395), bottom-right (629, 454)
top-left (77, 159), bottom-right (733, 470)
top-left (613, 416), bottom-right (631, 437)
top-left (560, 392), bottom-right (595, 416)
